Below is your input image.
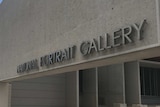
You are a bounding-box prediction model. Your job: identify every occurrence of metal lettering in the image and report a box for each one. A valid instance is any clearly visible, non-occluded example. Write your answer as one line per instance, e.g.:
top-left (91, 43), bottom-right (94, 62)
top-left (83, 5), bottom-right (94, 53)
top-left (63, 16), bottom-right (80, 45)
top-left (80, 41), bottom-right (90, 56)
top-left (122, 26), bottom-right (132, 44)
top-left (26, 62), bottom-right (31, 71)
top-left (52, 53), bottom-right (56, 63)
top-left (61, 49), bottom-right (67, 61)
top-left (40, 56), bottom-right (45, 67)
top-left (133, 19), bottom-right (146, 40)
top-left (69, 46), bottom-right (75, 59)
top-left (33, 59), bottom-right (39, 69)
top-left (113, 29), bottom-right (121, 47)
top-left (56, 51), bottom-right (61, 62)
top-left (88, 39), bottom-right (98, 54)
top-left (17, 20), bottom-right (147, 74)
top-left (98, 36), bottom-right (105, 51)
top-left (104, 33), bottom-right (111, 49)
top-left (17, 59), bottom-right (39, 73)
top-left (67, 47), bottom-right (70, 59)
top-left (48, 54), bottom-right (53, 64)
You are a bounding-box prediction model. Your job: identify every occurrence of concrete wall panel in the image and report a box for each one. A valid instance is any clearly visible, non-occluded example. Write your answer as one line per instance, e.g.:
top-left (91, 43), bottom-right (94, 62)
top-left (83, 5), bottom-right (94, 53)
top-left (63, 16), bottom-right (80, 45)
top-left (0, 0), bottom-right (159, 81)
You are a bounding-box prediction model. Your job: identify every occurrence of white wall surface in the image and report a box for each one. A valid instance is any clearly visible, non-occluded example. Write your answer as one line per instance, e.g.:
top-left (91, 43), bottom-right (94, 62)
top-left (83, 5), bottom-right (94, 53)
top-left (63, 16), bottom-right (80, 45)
top-left (0, 0), bottom-right (159, 81)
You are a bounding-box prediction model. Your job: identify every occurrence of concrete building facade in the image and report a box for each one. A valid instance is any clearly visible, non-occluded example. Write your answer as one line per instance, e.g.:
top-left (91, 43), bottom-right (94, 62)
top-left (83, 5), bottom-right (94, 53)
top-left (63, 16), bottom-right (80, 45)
top-left (1, 0), bottom-right (160, 107)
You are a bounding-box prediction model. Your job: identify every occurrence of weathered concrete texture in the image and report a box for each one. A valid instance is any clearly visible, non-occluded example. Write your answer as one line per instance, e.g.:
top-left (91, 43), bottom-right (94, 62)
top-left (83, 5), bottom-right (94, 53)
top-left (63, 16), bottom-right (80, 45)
top-left (0, 0), bottom-right (159, 80)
